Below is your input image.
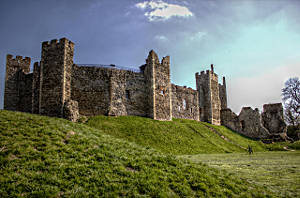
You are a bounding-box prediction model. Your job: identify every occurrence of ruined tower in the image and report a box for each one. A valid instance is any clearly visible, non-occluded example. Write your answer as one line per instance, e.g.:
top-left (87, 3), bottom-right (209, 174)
top-left (4, 55), bottom-right (31, 112)
top-left (143, 50), bottom-right (172, 120)
top-left (196, 64), bottom-right (222, 125)
top-left (39, 38), bottom-right (74, 117)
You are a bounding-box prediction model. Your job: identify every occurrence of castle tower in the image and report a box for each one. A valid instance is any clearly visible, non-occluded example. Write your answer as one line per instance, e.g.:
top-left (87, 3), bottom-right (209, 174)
top-left (39, 38), bottom-right (74, 117)
top-left (143, 50), bottom-right (172, 120)
top-left (196, 64), bottom-right (221, 125)
top-left (219, 76), bottom-right (227, 109)
top-left (4, 54), bottom-right (31, 111)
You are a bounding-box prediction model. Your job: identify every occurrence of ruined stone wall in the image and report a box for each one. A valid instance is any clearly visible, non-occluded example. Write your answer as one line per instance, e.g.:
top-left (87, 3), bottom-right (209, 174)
top-left (71, 65), bottom-right (147, 117)
top-left (221, 104), bottom-right (288, 140)
top-left (4, 55), bottom-right (31, 111)
top-left (196, 65), bottom-right (221, 125)
top-left (39, 38), bottom-right (74, 117)
top-left (220, 108), bottom-right (242, 132)
top-left (221, 107), bottom-right (270, 139)
top-left (262, 103), bottom-right (287, 134)
top-left (219, 77), bottom-right (227, 109)
top-left (238, 107), bottom-right (270, 139)
top-left (171, 84), bottom-right (199, 120)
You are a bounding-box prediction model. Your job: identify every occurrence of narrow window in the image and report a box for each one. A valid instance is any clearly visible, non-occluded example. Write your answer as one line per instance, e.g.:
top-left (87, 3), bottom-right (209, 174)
top-left (241, 120), bottom-right (245, 130)
top-left (125, 90), bottom-right (130, 100)
top-left (190, 108), bottom-right (193, 113)
top-left (178, 106), bottom-right (181, 111)
top-left (183, 99), bottom-right (186, 110)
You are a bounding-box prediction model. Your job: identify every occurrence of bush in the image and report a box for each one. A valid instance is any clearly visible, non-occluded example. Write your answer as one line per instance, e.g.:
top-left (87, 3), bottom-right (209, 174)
top-left (287, 124), bottom-right (300, 141)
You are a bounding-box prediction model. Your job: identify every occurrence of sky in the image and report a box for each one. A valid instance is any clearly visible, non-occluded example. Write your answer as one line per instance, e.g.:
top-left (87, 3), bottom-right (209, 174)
top-left (0, 0), bottom-right (300, 114)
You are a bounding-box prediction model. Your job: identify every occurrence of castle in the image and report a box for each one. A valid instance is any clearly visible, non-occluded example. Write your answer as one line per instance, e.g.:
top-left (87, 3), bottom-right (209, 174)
top-left (4, 37), bottom-right (289, 141)
top-left (4, 37), bottom-right (227, 124)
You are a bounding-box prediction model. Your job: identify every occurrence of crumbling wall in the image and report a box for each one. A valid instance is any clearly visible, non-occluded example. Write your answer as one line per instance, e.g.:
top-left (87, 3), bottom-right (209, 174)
top-left (63, 99), bottom-right (79, 122)
top-left (220, 108), bottom-right (242, 132)
top-left (171, 84), bottom-right (199, 120)
top-left (238, 107), bottom-right (270, 139)
top-left (261, 103), bottom-right (287, 134)
top-left (221, 104), bottom-right (288, 140)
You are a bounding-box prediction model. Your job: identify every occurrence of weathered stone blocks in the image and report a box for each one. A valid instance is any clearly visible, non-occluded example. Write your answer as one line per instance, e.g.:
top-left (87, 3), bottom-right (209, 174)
top-left (63, 100), bottom-right (79, 122)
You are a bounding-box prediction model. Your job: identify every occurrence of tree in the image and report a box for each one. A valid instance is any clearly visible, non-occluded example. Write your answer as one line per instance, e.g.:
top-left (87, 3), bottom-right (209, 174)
top-left (282, 77), bottom-right (300, 126)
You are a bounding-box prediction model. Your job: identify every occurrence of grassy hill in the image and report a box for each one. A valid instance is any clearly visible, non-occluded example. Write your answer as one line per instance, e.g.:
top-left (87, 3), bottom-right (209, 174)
top-left (87, 115), bottom-right (297, 155)
top-left (0, 110), bottom-right (277, 197)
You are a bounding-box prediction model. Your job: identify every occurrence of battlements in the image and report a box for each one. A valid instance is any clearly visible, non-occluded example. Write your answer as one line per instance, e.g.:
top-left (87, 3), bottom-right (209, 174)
top-left (7, 54), bottom-right (31, 62)
top-left (42, 38), bottom-right (74, 48)
top-left (195, 64), bottom-right (218, 81)
top-left (6, 54), bottom-right (31, 72)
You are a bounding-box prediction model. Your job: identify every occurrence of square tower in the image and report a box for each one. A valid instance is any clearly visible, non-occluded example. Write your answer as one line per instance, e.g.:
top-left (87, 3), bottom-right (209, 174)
top-left (4, 55), bottom-right (31, 111)
top-left (196, 64), bottom-right (221, 125)
top-left (39, 38), bottom-right (74, 117)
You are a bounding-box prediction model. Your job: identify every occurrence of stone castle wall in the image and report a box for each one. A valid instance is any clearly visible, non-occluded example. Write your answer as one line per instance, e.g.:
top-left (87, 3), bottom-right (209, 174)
top-left (171, 84), bottom-right (199, 121)
top-left (71, 65), bottom-right (147, 117)
top-left (4, 38), bottom-right (226, 126)
top-left (5, 37), bottom-right (291, 141)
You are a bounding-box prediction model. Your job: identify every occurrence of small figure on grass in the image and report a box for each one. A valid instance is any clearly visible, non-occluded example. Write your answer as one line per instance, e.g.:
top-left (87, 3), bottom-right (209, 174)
top-left (248, 145), bottom-right (253, 155)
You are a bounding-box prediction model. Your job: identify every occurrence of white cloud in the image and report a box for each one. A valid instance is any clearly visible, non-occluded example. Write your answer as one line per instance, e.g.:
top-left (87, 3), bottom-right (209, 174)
top-left (190, 31), bottom-right (207, 41)
top-left (228, 63), bottom-right (300, 114)
top-left (135, 0), bottom-right (193, 21)
top-left (154, 35), bottom-right (168, 41)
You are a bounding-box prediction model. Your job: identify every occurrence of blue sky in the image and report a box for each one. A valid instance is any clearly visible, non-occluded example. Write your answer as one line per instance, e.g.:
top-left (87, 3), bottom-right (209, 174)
top-left (0, 0), bottom-right (300, 113)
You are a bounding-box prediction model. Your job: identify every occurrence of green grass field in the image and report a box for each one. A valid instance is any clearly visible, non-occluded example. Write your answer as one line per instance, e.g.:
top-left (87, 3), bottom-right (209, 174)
top-left (87, 115), bottom-right (299, 154)
top-left (0, 110), bottom-right (299, 197)
top-left (181, 151), bottom-right (300, 197)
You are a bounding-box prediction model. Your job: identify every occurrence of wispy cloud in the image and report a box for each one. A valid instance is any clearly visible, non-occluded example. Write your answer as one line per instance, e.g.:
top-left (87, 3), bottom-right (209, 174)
top-left (135, 0), bottom-right (193, 21)
top-left (189, 31), bottom-right (207, 41)
top-left (154, 35), bottom-right (168, 41)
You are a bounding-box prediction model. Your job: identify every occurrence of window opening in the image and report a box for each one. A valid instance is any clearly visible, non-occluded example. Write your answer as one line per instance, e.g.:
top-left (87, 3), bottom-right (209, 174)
top-left (183, 99), bottom-right (186, 110)
top-left (125, 90), bottom-right (130, 100)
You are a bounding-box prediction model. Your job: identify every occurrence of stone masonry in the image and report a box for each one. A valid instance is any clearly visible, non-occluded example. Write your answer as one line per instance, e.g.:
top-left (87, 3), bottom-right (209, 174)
top-left (4, 37), bottom-right (288, 141)
top-left (221, 104), bottom-right (288, 140)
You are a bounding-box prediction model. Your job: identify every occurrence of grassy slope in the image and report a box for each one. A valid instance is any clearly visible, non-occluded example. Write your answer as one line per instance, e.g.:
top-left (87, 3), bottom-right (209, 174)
top-left (87, 115), bottom-right (298, 155)
top-left (0, 110), bottom-right (275, 197)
